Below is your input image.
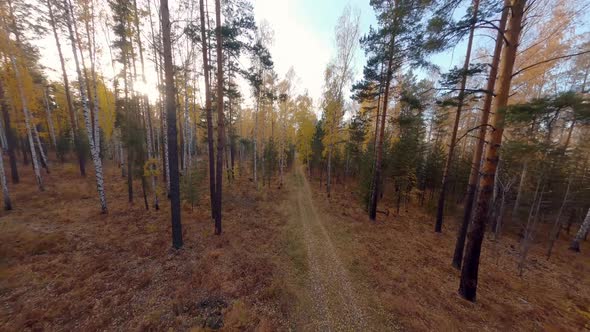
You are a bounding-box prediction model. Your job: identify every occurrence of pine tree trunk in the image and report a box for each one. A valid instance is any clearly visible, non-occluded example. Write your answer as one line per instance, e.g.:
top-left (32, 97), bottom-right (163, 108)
top-left (254, 92), bottom-right (259, 188)
top-left (161, 0), bottom-right (183, 249)
top-left (435, 0), bottom-right (480, 233)
top-left (200, 0), bottom-right (217, 219)
top-left (369, 55), bottom-right (393, 220)
top-left (228, 58), bottom-right (236, 180)
top-left (214, 0), bottom-right (224, 235)
top-left (569, 208), bottom-right (590, 252)
top-left (451, 18), bottom-right (505, 263)
top-left (459, 0), bottom-right (525, 302)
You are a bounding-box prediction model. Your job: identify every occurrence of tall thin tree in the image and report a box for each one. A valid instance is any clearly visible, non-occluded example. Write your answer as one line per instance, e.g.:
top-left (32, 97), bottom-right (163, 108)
top-left (161, 0), bottom-right (183, 249)
top-left (452, 0), bottom-right (509, 268)
top-left (213, 0), bottom-right (225, 234)
top-left (435, 0), bottom-right (480, 233)
top-left (459, 0), bottom-right (527, 302)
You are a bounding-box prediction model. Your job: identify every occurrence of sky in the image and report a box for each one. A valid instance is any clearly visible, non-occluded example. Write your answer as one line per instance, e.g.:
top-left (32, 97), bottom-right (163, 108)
top-left (33, 0), bottom-right (590, 117)
top-left (251, 0), bottom-right (377, 104)
top-left (34, 0), bottom-right (465, 113)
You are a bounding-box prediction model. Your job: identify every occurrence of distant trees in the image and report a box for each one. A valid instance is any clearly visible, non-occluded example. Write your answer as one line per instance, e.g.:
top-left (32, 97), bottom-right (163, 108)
top-left (0, 0), bottom-right (588, 281)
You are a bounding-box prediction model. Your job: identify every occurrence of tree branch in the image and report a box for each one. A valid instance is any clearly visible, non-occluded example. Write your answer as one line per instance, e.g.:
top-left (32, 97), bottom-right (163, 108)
top-left (512, 50), bottom-right (590, 78)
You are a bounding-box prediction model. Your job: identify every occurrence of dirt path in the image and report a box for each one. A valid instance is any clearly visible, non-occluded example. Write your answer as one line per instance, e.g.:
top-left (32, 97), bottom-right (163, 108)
top-left (291, 166), bottom-right (368, 331)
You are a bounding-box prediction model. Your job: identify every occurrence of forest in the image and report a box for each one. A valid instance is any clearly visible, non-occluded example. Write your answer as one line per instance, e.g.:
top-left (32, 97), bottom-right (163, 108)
top-left (0, 0), bottom-right (589, 330)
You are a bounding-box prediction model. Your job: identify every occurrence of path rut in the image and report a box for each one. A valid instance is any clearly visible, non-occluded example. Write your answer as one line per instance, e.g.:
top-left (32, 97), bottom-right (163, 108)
top-left (292, 166), bottom-right (367, 331)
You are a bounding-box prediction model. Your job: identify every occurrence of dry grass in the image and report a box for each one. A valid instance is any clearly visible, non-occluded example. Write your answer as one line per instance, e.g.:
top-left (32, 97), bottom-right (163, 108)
top-left (3, 159), bottom-right (589, 331)
top-left (0, 160), bottom-right (295, 331)
top-left (309, 179), bottom-right (590, 331)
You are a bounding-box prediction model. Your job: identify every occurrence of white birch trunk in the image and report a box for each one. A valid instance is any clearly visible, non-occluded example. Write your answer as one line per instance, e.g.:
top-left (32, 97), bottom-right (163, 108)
top-left (43, 90), bottom-right (57, 147)
top-left (512, 160), bottom-right (528, 219)
top-left (570, 208), bottom-right (590, 252)
top-left (65, 0), bottom-right (107, 213)
top-left (32, 122), bottom-right (49, 172)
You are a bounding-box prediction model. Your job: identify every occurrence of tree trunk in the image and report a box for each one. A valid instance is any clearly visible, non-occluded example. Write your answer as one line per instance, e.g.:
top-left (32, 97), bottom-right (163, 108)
top-left (327, 144), bottom-right (332, 197)
top-left (0, 145), bottom-right (12, 210)
top-left (10, 56), bottom-right (43, 191)
top-left (547, 176), bottom-right (571, 258)
top-left (451, 0), bottom-right (507, 267)
top-left (32, 123), bottom-right (49, 173)
top-left (0, 81), bottom-right (18, 184)
top-left (64, 0), bottom-right (107, 213)
top-left (254, 90), bottom-right (260, 188)
top-left (518, 181), bottom-right (543, 276)
top-left (46, 0), bottom-right (85, 176)
top-left (435, 0), bottom-right (480, 233)
top-left (369, 58), bottom-right (394, 219)
top-left (44, 90), bottom-right (57, 148)
top-left (200, 0), bottom-right (217, 219)
top-left (512, 159), bottom-right (528, 223)
top-left (459, 0), bottom-right (526, 302)
top-left (161, 0), bottom-right (183, 249)
top-left (569, 208), bottom-right (590, 252)
top-left (214, 0), bottom-right (224, 235)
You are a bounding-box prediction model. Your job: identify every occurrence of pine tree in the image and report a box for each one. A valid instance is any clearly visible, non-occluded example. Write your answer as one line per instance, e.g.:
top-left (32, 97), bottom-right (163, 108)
top-left (459, 0), bottom-right (527, 302)
top-left (161, 0), bottom-right (183, 249)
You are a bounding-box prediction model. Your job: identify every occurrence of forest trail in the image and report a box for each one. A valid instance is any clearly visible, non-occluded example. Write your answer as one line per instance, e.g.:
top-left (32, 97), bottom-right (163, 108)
top-left (291, 165), bottom-right (368, 331)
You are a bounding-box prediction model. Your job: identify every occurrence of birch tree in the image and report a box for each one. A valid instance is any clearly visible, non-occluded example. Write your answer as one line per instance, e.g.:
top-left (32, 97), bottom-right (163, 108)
top-left (569, 208), bottom-right (590, 252)
top-left (64, 0), bottom-right (107, 213)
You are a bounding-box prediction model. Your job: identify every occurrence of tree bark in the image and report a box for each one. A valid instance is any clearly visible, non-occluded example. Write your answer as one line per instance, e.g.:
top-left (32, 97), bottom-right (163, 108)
top-left (64, 0), bottom-right (107, 213)
top-left (200, 0), bottom-right (217, 220)
top-left (46, 0), bottom-right (86, 176)
top-left (9, 56), bottom-right (43, 191)
top-left (547, 176), bottom-right (571, 258)
top-left (214, 0), bottom-right (224, 235)
top-left (452, 1), bottom-right (508, 268)
top-left (0, 81), bottom-right (18, 184)
top-left (43, 90), bottom-right (57, 148)
top-left (435, 0), bottom-right (480, 233)
top-left (161, 0), bottom-right (183, 249)
top-left (569, 208), bottom-right (590, 252)
top-left (459, 0), bottom-right (526, 302)
top-left (512, 159), bottom-right (528, 222)
top-left (0, 145), bottom-right (12, 210)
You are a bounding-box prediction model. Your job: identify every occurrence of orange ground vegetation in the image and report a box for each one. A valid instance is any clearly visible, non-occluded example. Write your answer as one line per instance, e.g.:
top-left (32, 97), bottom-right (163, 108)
top-left (0, 161), bottom-right (297, 331)
top-left (1, 160), bottom-right (589, 331)
top-left (309, 178), bottom-right (590, 331)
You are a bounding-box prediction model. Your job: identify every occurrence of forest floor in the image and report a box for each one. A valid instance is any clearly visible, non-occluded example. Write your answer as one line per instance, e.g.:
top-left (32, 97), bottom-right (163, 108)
top-left (1, 159), bottom-right (589, 331)
top-left (307, 174), bottom-right (590, 331)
